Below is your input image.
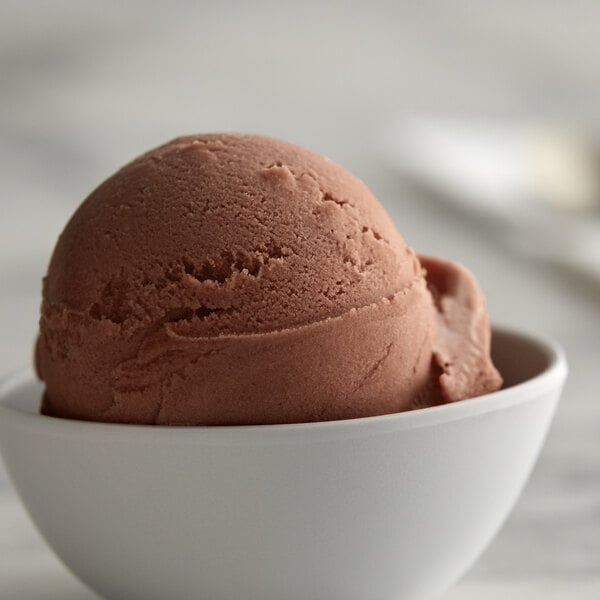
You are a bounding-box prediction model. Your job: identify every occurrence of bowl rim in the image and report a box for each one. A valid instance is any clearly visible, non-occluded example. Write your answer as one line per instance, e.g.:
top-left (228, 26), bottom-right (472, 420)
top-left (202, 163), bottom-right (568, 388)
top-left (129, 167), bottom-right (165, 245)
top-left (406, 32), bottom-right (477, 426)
top-left (0, 325), bottom-right (567, 442)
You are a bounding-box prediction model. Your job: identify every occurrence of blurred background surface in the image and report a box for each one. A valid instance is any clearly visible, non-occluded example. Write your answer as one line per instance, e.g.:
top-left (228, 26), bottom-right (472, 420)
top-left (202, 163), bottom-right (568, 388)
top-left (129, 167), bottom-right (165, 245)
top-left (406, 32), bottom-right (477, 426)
top-left (1, 1), bottom-right (599, 598)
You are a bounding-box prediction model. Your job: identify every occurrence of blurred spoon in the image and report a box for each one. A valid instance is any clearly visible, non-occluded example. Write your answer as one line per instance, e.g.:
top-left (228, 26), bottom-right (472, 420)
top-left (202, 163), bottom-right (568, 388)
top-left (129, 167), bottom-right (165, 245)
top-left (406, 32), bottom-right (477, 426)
top-left (384, 114), bottom-right (600, 286)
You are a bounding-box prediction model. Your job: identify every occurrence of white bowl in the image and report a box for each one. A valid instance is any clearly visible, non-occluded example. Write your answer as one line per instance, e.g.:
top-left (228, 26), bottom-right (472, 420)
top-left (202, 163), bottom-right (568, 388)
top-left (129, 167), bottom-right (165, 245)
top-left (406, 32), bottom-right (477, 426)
top-left (0, 327), bottom-right (567, 600)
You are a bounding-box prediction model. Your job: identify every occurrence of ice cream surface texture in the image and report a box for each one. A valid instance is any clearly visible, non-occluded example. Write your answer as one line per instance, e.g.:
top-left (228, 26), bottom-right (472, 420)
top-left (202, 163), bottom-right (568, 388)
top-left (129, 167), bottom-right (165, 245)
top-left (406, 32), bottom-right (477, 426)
top-left (36, 133), bottom-right (502, 425)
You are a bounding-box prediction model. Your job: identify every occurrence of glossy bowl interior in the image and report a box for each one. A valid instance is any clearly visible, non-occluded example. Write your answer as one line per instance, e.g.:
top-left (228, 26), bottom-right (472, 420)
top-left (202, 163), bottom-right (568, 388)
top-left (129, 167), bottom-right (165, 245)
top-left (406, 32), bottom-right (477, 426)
top-left (0, 327), bottom-right (567, 600)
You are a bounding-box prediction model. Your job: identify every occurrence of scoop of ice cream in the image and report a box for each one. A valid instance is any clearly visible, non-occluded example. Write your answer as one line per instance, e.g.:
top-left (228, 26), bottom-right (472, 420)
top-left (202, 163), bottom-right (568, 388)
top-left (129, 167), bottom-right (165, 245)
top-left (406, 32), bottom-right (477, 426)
top-left (36, 133), bottom-right (501, 424)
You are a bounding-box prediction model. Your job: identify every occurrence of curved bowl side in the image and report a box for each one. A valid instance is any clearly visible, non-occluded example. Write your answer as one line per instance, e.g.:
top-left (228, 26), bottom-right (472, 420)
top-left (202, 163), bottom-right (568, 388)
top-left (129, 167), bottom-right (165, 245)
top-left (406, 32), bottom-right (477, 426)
top-left (0, 327), bottom-right (567, 600)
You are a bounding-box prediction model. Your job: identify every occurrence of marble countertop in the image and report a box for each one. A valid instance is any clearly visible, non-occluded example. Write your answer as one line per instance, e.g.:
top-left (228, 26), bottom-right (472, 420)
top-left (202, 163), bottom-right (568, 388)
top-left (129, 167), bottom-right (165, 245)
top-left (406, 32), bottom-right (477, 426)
top-left (1, 2), bottom-right (599, 598)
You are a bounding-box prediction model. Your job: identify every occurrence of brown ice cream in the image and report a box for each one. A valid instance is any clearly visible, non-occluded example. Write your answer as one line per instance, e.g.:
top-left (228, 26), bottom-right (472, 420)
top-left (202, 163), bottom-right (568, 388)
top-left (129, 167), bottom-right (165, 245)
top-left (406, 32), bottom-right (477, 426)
top-left (36, 133), bottom-right (502, 425)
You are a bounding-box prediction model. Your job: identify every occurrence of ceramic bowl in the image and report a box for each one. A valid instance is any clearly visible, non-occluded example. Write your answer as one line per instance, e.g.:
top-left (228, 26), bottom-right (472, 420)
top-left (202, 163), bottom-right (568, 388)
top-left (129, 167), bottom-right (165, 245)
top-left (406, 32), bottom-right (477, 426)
top-left (0, 327), bottom-right (567, 600)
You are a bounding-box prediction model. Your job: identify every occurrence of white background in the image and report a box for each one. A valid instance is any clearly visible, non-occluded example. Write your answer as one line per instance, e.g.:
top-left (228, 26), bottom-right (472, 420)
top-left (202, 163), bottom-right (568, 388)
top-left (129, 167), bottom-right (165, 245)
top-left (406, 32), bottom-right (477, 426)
top-left (1, 2), bottom-right (599, 598)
